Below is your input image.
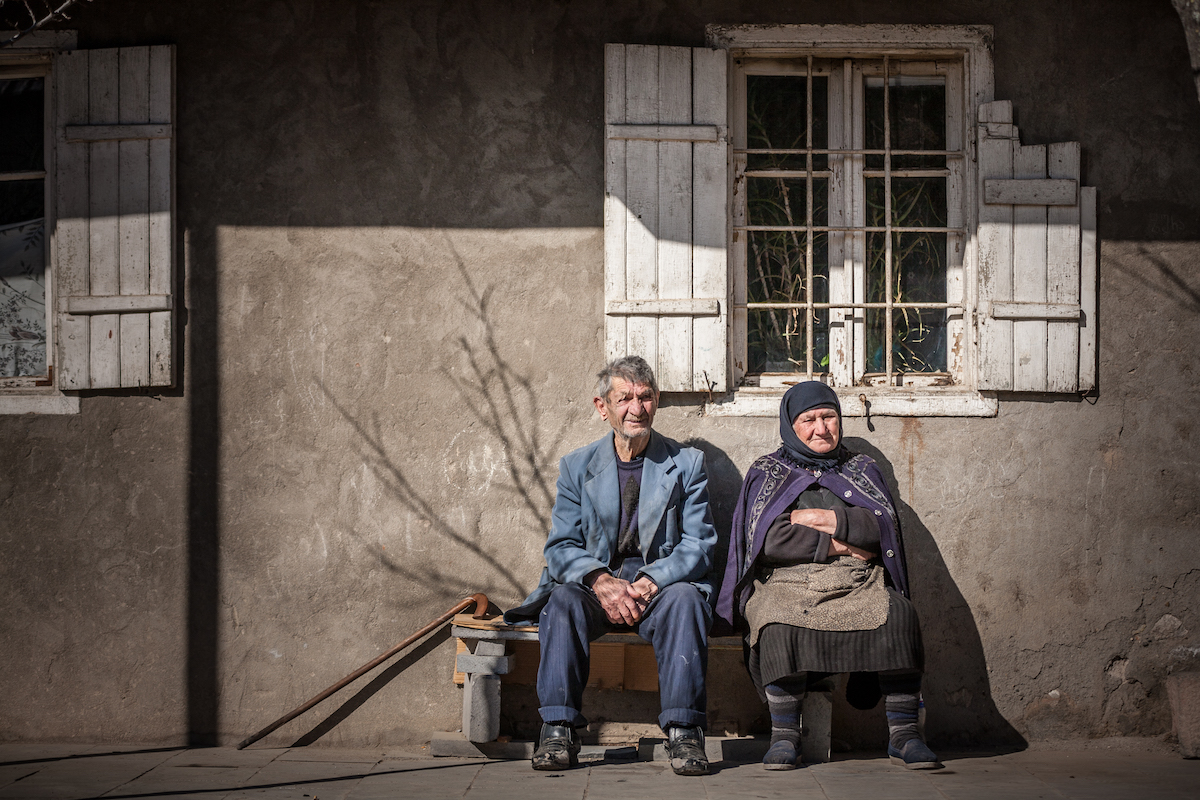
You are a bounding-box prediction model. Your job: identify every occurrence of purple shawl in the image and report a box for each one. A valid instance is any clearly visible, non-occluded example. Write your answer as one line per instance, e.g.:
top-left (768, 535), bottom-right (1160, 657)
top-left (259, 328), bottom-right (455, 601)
top-left (714, 448), bottom-right (911, 636)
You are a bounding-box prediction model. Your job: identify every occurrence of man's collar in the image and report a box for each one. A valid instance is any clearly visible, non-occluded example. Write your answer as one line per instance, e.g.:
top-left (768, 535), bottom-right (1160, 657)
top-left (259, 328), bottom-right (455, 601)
top-left (589, 429), bottom-right (662, 476)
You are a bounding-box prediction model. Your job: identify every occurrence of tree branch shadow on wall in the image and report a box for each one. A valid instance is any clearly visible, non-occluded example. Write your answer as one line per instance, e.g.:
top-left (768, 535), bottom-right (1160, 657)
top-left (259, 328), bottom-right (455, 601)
top-left (441, 252), bottom-right (565, 535)
top-left (1107, 244), bottom-right (1200, 314)
top-left (317, 383), bottom-right (531, 599)
top-left (297, 251), bottom-right (565, 743)
top-left (314, 251), bottom-right (566, 601)
top-left (846, 437), bottom-right (1027, 751)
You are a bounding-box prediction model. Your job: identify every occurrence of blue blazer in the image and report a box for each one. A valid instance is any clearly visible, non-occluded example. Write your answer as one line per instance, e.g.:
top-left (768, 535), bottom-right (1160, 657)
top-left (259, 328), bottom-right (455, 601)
top-left (504, 430), bottom-right (718, 624)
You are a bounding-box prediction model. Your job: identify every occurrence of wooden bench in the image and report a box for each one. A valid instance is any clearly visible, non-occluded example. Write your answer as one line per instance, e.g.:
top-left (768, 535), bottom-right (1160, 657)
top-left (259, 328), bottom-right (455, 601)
top-left (445, 613), bottom-right (833, 763)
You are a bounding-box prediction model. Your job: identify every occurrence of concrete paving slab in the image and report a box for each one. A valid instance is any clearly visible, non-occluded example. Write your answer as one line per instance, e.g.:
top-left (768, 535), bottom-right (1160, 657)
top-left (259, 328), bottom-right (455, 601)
top-left (98, 763), bottom-right (265, 798)
top-left (808, 769), bottom-right (941, 800)
top-left (217, 758), bottom-right (375, 800)
top-left (702, 767), bottom-right (829, 800)
top-left (913, 759), bottom-right (1055, 800)
top-left (0, 748), bottom-right (179, 799)
top-left (273, 748), bottom-right (388, 763)
top-left (464, 758), bottom-right (591, 800)
top-left (0, 745), bottom-right (102, 766)
top-left (0, 766), bottom-right (43, 793)
top-left (352, 758), bottom-right (485, 800)
top-left (160, 747), bottom-right (287, 768)
top-left (0, 743), bottom-right (1195, 800)
top-left (0, 746), bottom-right (180, 795)
top-left (350, 762), bottom-right (482, 796)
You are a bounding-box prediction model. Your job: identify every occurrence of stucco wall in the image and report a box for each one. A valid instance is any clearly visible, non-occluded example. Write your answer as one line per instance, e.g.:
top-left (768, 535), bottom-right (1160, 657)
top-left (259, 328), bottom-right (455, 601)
top-left (1, 0), bottom-right (1198, 749)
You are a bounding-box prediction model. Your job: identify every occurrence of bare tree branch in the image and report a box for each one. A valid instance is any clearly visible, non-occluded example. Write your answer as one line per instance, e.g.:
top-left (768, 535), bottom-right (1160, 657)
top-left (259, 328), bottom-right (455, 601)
top-left (0, 0), bottom-right (92, 49)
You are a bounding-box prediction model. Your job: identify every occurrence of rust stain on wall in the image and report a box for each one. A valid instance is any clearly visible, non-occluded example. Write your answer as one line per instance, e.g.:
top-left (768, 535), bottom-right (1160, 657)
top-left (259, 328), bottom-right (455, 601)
top-left (898, 417), bottom-right (925, 500)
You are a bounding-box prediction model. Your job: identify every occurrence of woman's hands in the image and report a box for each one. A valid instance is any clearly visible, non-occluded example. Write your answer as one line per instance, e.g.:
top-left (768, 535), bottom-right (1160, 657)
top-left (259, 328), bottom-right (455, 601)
top-left (829, 538), bottom-right (874, 561)
top-left (790, 508), bottom-right (873, 561)
top-left (789, 508), bottom-right (837, 533)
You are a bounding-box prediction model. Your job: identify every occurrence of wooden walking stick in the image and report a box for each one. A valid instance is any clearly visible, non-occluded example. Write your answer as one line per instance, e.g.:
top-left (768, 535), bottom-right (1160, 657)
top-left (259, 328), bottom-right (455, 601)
top-left (236, 592), bottom-right (490, 749)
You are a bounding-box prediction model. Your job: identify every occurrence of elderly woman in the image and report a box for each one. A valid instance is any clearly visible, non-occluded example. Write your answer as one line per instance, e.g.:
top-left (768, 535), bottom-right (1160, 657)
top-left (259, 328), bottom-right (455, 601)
top-left (715, 382), bottom-right (940, 770)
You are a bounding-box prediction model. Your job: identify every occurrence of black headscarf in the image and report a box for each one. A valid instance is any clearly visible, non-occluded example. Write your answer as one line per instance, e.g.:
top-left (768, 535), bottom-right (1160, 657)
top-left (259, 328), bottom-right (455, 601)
top-left (779, 381), bottom-right (845, 470)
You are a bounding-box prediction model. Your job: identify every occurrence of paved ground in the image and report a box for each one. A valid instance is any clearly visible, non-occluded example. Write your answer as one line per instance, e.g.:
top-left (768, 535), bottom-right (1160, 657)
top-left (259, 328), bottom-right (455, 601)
top-left (0, 741), bottom-right (1196, 800)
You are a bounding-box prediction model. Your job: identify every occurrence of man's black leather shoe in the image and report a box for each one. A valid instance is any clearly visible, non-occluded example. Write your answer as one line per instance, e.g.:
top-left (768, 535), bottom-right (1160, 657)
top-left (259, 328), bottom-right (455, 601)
top-left (666, 725), bottom-right (709, 775)
top-left (531, 722), bottom-right (580, 770)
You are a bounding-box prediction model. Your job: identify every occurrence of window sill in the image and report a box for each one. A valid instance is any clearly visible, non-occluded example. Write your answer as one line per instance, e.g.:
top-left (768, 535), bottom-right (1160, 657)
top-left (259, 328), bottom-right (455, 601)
top-left (704, 386), bottom-right (998, 417)
top-left (0, 392), bottom-right (80, 415)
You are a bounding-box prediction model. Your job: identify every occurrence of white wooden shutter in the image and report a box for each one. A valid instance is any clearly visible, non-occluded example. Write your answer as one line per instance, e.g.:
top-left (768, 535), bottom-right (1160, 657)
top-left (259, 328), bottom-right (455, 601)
top-left (604, 44), bottom-right (728, 392)
top-left (55, 46), bottom-right (175, 389)
top-left (976, 100), bottom-right (1097, 392)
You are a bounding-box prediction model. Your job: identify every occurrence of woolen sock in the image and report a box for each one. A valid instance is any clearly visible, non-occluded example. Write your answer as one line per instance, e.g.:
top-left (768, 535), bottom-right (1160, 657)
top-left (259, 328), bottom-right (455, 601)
top-left (765, 674), bottom-right (806, 747)
top-left (884, 692), bottom-right (921, 749)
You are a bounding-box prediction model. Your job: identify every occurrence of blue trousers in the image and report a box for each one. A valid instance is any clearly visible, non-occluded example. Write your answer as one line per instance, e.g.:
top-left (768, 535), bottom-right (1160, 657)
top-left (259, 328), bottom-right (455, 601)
top-left (536, 581), bottom-right (711, 731)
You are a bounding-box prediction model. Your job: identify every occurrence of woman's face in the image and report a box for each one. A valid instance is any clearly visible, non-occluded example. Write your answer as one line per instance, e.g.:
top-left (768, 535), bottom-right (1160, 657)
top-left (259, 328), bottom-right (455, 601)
top-left (792, 407), bottom-right (841, 453)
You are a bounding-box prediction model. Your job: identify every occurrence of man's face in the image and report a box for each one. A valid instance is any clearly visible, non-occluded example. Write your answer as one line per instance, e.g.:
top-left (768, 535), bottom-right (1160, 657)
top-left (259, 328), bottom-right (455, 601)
top-left (792, 407), bottom-right (841, 453)
top-left (595, 377), bottom-right (658, 441)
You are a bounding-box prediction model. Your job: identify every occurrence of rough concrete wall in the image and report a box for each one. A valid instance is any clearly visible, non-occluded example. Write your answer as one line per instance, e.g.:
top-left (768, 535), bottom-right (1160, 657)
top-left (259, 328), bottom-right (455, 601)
top-left (1, 0), bottom-right (1197, 749)
top-left (0, 399), bottom-right (189, 741)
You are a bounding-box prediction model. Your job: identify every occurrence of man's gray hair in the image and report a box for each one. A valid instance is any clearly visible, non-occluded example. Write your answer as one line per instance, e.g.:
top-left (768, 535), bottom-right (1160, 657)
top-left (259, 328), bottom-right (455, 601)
top-left (595, 355), bottom-right (658, 399)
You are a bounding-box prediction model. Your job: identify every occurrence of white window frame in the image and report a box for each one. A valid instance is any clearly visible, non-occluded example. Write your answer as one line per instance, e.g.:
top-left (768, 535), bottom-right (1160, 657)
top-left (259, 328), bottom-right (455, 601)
top-left (706, 24), bottom-right (998, 417)
top-left (732, 57), bottom-right (964, 382)
top-left (0, 32), bottom-right (76, 414)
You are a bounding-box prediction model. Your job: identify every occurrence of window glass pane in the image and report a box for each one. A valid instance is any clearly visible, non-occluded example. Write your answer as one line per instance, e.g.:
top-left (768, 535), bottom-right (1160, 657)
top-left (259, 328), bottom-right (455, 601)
top-left (747, 177), bottom-right (828, 227)
top-left (746, 75), bottom-right (827, 170)
top-left (0, 217), bottom-right (47, 378)
top-left (866, 177), bottom-right (947, 228)
top-left (0, 78), bottom-right (44, 173)
top-left (865, 231), bottom-right (947, 374)
top-left (0, 179), bottom-right (44, 225)
top-left (747, 231), bottom-right (828, 373)
top-left (864, 75), bottom-right (945, 169)
top-left (895, 231), bottom-right (947, 372)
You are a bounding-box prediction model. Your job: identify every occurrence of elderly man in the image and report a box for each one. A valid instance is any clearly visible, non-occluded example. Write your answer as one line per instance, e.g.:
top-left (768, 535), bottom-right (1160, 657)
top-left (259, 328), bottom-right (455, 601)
top-left (504, 355), bottom-right (718, 775)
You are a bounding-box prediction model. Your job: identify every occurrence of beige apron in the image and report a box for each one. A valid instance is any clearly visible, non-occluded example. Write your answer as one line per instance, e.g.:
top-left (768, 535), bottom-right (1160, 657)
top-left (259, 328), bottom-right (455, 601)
top-left (745, 556), bottom-right (889, 646)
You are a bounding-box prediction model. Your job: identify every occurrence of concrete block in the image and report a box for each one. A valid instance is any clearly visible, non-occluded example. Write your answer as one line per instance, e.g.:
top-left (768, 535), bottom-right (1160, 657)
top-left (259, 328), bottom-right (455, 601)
top-left (462, 673), bottom-right (501, 742)
top-left (802, 690), bottom-right (832, 764)
top-left (1166, 672), bottom-right (1200, 758)
top-left (473, 640), bottom-right (507, 657)
top-left (456, 653), bottom-right (514, 674)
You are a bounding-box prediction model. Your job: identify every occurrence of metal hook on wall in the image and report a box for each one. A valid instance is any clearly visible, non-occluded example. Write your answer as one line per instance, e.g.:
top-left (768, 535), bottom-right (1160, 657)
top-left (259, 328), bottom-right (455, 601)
top-left (859, 393), bottom-right (875, 433)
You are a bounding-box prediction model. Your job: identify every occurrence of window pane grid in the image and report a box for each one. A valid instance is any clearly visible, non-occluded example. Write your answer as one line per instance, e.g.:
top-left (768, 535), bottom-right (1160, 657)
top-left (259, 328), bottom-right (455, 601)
top-left (739, 55), bottom-right (960, 381)
top-left (746, 302), bottom-right (960, 309)
top-left (738, 149), bottom-right (963, 156)
top-left (745, 57), bottom-right (831, 374)
top-left (739, 225), bottom-right (962, 233)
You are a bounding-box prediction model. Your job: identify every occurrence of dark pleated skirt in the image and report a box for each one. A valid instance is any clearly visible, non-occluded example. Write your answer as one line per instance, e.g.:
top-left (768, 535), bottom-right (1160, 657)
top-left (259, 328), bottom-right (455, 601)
top-left (748, 588), bottom-right (924, 691)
